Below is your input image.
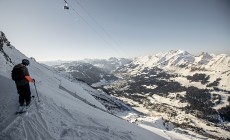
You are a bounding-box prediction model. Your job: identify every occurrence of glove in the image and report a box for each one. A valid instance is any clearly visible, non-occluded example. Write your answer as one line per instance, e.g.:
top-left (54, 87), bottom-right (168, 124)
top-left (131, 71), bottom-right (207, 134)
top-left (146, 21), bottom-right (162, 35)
top-left (33, 79), bottom-right (35, 83)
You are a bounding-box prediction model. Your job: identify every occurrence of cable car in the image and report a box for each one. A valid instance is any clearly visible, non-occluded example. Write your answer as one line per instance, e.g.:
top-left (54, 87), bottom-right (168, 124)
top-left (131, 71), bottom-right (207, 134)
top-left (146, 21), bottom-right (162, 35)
top-left (63, 0), bottom-right (69, 10)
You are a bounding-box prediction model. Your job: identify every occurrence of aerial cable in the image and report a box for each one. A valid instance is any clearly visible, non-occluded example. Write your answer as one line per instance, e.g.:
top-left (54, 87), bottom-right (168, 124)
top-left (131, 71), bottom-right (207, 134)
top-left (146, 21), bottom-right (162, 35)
top-left (71, 4), bottom-right (116, 49)
top-left (73, 0), bottom-right (130, 57)
top-left (74, 0), bottom-right (119, 46)
top-left (61, 0), bottom-right (129, 57)
top-left (62, 0), bottom-right (119, 53)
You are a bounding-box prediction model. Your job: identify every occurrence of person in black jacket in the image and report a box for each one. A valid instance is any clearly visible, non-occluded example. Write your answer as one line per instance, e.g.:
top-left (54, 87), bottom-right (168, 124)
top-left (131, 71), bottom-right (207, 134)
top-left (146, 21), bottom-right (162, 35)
top-left (12, 59), bottom-right (35, 106)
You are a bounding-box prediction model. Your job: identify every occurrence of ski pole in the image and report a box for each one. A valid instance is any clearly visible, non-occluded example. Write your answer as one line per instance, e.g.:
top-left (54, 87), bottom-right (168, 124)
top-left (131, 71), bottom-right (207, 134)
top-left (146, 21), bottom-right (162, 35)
top-left (34, 82), bottom-right (40, 102)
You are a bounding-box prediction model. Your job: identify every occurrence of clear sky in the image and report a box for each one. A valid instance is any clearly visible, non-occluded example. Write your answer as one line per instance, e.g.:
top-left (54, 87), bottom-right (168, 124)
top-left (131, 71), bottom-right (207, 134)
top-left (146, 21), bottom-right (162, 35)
top-left (1, 0), bottom-right (230, 61)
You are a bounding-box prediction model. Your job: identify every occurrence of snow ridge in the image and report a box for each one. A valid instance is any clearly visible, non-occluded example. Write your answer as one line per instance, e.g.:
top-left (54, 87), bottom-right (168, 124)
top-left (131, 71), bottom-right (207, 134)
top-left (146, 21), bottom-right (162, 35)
top-left (132, 50), bottom-right (229, 72)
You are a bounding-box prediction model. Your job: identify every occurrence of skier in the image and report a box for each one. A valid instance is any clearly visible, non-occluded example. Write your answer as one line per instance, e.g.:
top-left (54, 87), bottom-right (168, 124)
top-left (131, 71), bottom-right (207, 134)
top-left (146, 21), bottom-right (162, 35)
top-left (12, 59), bottom-right (35, 108)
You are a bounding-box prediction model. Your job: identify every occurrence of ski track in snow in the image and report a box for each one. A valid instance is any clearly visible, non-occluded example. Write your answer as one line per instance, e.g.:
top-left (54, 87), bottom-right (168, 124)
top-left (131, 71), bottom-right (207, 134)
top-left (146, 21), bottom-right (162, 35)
top-left (0, 90), bottom-right (131, 140)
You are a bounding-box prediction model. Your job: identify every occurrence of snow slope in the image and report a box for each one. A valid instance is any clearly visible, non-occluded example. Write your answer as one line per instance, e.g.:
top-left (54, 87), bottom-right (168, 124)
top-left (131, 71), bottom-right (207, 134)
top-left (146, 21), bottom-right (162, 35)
top-left (0, 34), bottom-right (168, 140)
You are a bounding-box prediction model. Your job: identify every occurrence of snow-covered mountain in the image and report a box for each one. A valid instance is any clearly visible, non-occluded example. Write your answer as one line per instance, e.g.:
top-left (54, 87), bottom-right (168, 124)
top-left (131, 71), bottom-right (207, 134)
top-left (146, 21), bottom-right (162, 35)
top-left (116, 50), bottom-right (230, 90)
top-left (124, 50), bottom-right (229, 75)
top-left (81, 57), bottom-right (131, 73)
top-left (40, 60), bottom-right (71, 66)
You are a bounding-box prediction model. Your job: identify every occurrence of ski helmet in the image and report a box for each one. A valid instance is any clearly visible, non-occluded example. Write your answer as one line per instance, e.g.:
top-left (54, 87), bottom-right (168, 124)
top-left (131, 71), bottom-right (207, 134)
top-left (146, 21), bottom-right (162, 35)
top-left (22, 59), bottom-right (30, 66)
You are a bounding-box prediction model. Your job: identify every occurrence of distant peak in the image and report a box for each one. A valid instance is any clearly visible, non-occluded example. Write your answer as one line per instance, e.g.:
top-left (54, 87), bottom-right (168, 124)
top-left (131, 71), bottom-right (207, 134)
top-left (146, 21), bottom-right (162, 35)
top-left (168, 50), bottom-right (189, 55)
top-left (200, 52), bottom-right (209, 55)
top-left (108, 57), bottom-right (118, 61)
top-left (198, 52), bottom-right (215, 58)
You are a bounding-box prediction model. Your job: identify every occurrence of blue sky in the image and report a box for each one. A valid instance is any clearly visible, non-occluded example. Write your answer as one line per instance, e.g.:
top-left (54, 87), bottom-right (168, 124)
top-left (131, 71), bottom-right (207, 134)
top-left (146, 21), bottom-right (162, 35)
top-left (1, 0), bottom-right (230, 61)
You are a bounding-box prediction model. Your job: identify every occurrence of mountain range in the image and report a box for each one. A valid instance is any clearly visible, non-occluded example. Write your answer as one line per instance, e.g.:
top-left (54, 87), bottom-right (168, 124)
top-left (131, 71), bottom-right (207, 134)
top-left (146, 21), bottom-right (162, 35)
top-left (49, 49), bottom-right (230, 139)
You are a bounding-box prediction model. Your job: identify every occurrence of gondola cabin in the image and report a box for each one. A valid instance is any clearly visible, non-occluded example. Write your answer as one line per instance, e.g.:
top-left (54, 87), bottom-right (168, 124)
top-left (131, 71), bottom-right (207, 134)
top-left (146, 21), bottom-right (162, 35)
top-left (64, 3), bottom-right (69, 10)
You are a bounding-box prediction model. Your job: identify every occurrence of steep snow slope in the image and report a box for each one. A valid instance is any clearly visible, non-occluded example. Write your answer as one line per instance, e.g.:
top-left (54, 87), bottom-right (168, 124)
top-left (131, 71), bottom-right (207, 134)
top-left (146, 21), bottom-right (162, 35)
top-left (0, 75), bottom-right (164, 140)
top-left (0, 34), bottom-right (167, 140)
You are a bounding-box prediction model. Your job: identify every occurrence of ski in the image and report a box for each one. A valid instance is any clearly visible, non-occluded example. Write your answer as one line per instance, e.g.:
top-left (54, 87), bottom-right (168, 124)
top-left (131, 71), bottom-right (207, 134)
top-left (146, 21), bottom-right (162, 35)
top-left (15, 106), bottom-right (25, 114)
top-left (15, 96), bottom-right (35, 115)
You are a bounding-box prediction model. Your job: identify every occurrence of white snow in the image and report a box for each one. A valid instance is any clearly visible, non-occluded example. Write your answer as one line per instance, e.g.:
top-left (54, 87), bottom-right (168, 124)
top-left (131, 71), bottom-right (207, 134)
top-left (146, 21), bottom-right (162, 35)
top-left (173, 76), bottom-right (207, 89)
top-left (142, 85), bottom-right (158, 89)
